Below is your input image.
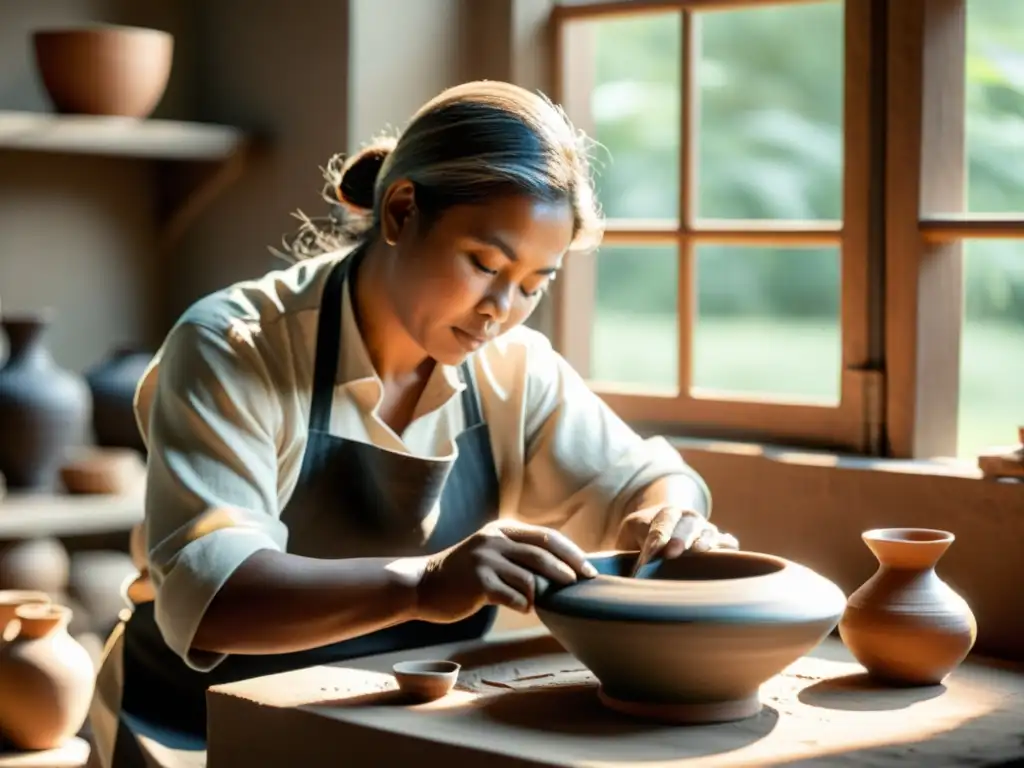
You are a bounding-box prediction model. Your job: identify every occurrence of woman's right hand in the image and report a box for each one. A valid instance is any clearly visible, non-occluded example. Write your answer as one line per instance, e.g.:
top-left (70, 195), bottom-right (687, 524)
top-left (414, 521), bottom-right (598, 623)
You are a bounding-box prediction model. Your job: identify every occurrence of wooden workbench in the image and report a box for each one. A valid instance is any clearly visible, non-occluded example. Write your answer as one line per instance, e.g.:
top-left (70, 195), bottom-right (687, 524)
top-left (207, 628), bottom-right (1024, 767)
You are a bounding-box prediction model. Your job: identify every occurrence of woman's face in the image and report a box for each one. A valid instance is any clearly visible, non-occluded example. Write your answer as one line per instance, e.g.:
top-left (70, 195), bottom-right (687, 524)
top-left (381, 184), bottom-right (575, 365)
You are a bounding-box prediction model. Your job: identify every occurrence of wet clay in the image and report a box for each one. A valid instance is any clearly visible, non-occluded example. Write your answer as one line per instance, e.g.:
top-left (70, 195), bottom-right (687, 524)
top-left (533, 550), bottom-right (847, 723)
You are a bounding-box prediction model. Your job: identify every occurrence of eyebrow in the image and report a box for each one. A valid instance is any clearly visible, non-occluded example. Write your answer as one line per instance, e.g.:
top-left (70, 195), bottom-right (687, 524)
top-left (472, 234), bottom-right (561, 276)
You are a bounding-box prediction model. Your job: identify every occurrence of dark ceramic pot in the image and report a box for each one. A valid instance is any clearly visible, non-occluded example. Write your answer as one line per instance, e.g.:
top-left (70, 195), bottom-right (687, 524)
top-left (535, 549), bottom-right (846, 724)
top-left (0, 316), bottom-right (90, 490)
top-left (84, 347), bottom-right (152, 454)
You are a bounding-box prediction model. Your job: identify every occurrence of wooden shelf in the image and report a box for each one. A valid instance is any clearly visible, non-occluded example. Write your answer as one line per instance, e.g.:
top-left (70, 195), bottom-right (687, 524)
top-left (0, 486), bottom-right (143, 539)
top-left (0, 110), bottom-right (255, 251)
top-left (0, 110), bottom-right (245, 160)
top-left (0, 736), bottom-right (89, 767)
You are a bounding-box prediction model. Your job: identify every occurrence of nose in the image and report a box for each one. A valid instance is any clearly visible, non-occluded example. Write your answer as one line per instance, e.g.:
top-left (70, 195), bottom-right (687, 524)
top-left (478, 280), bottom-right (515, 324)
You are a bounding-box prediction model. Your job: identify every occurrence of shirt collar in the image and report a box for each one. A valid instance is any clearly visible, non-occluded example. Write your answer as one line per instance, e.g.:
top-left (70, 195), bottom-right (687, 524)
top-left (337, 274), bottom-right (466, 409)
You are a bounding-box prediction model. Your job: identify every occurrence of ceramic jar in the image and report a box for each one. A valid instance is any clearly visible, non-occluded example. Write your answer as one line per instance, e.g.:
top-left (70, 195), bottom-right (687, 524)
top-left (0, 603), bottom-right (95, 750)
top-left (84, 347), bottom-right (152, 454)
top-left (0, 314), bottom-right (91, 490)
top-left (839, 528), bottom-right (977, 685)
top-left (534, 549), bottom-right (847, 723)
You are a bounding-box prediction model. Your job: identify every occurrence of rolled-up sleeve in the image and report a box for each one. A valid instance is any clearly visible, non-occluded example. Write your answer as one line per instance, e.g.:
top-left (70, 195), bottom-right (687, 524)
top-left (137, 320), bottom-right (287, 671)
top-left (517, 333), bottom-right (711, 552)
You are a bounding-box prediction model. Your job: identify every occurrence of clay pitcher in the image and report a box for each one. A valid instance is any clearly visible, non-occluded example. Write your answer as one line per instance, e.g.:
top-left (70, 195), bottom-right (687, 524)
top-left (0, 603), bottom-right (95, 750)
top-left (0, 590), bottom-right (50, 641)
top-left (839, 528), bottom-right (976, 685)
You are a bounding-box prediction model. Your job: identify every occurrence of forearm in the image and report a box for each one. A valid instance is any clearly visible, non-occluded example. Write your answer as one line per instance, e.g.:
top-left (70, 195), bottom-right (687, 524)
top-left (190, 549), bottom-right (427, 655)
top-left (624, 473), bottom-right (710, 518)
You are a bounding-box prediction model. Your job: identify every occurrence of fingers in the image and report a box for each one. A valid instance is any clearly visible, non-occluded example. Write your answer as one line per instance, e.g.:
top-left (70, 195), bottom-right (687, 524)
top-left (477, 565), bottom-right (532, 613)
top-left (501, 541), bottom-right (579, 586)
top-left (478, 554), bottom-right (554, 614)
top-left (497, 523), bottom-right (597, 579)
top-left (674, 518), bottom-right (740, 554)
top-left (639, 509), bottom-right (740, 558)
top-left (638, 507), bottom-right (684, 563)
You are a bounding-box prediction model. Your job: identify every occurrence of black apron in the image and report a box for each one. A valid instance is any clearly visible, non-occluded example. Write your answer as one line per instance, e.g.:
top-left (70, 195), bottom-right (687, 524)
top-left (110, 249), bottom-right (500, 764)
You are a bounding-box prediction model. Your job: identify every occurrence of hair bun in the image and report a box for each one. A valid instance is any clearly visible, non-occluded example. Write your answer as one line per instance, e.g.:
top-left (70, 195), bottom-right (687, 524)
top-left (336, 138), bottom-right (397, 212)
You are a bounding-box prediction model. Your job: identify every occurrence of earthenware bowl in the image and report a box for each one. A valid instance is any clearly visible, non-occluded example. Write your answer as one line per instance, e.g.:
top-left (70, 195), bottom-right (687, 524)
top-left (392, 660), bottom-right (460, 702)
top-left (33, 25), bottom-right (173, 118)
top-left (534, 549), bottom-right (846, 724)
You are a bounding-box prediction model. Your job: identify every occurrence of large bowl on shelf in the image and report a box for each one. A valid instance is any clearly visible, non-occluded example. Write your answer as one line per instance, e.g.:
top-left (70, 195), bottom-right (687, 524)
top-left (33, 25), bottom-right (173, 118)
top-left (534, 550), bottom-right (846, 724)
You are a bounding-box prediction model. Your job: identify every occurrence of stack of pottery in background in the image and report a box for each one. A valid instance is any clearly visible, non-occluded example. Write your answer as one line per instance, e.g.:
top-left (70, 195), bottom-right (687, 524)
top-left (0, 313), bottom-right (153, 683)
top-left (0, 313), bottom-right (152, 495)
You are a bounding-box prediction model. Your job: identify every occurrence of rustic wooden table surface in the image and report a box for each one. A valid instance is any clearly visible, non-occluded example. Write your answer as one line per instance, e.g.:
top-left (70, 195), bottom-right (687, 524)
top-left (207, 628), bottom-right (1024, 767)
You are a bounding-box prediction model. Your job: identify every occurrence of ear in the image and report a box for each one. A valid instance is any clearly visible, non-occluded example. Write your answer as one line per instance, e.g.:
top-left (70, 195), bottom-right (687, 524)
top-left (379, 180), bottom-right (417, 246)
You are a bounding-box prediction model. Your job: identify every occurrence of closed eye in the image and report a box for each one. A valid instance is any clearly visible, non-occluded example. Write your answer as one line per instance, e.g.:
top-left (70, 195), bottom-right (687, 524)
top-left (469, 254), bottom-right (498, 276)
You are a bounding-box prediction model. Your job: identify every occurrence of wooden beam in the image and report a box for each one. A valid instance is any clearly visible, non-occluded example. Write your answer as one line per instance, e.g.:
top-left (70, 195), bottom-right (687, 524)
top-left (553, 0), bottom-right (822, 23)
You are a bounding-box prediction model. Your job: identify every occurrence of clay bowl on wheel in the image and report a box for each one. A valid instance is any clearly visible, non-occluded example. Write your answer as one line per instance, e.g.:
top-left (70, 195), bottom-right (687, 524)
top-left (534, 549), bottom-right (846, 724)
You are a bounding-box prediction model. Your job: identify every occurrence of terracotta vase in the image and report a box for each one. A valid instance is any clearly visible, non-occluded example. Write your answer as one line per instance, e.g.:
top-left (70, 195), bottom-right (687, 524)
top-left (838, 528), bottom-right (977, 686)
top-left (32, 25), bottom-right (174, 118)
top-left (84, 347), bottom-right (152, 454)
top-left (0, 590), bottom-right (50, 641)
top-left (0, 603), bottom-right (95, 750)
top-left (534, 549), bottom-right (847, 724)
top-left (0, 315), bottom-right (91, 490)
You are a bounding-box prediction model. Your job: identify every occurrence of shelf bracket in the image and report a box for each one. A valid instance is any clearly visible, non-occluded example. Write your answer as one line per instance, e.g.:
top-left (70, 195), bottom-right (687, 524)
top-left (156, 141), bottom-right (252, 254)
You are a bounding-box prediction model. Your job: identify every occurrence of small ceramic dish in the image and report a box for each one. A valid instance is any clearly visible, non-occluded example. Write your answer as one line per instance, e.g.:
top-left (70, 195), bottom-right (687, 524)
top-left (392, 660), bottom-right (460, 702)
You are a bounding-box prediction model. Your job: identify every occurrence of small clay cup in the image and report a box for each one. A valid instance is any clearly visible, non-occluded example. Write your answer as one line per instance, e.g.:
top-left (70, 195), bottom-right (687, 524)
top-left (392, 660), bottom-right (460, 702)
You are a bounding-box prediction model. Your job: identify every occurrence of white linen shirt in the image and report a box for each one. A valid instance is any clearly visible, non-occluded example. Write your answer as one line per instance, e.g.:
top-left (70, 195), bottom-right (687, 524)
top-left (135, 251), bottom-right (711, 669)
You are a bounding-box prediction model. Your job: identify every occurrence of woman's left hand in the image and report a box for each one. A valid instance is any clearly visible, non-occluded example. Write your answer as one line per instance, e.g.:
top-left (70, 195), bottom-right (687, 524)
top-left (617, 506), bottom-right (739, 563)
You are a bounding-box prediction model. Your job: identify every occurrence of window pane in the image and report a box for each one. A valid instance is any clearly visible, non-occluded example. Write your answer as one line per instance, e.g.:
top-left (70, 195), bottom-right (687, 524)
top-left (693, 245), bottom-right (841, 402)
top-left (959, 240), bottom-right (1024, 456)
top-left (966, 0), bottom-right (1024, 213)
top-left (591, 244), bottom-right (678, 391)
top-left (577, 12), bottom-right (681, 220)
top-left (696, 2), bottom-right (844, 220)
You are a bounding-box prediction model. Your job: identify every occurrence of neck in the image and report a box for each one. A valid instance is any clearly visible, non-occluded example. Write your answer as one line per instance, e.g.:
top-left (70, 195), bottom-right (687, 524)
top-left (351, 239), bottom-right (434, 384)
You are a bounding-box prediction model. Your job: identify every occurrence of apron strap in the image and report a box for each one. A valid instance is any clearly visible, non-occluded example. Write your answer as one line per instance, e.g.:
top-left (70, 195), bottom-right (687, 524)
top-left (458, 360), bottom-right (484, 429)
top-left (308, 251), bottom-right (358, 433)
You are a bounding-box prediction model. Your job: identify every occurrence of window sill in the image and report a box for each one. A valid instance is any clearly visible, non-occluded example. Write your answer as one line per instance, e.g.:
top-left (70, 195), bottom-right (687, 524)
top-left (667, 436), bottom-right (1024, 486)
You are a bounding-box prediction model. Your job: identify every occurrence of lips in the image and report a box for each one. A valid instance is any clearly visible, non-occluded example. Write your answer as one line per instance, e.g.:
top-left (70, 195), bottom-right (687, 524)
top-left (453, 327), bottom-right (491, 351)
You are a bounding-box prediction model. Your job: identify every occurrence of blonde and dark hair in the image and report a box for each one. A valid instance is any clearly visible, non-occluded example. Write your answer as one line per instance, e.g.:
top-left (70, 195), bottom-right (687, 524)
top-left (275, 81), bottom-right (604, 261)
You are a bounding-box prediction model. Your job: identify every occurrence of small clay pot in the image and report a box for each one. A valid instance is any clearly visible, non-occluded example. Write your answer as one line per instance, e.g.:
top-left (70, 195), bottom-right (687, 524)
top-left (60, 446), bottom-right (145, 495)
top-left (839, 528), bottom-right (977, 686)
top-left (68, 549), bottom-right (139, 633)
top-left (392, 660), bottom-right (460, 702)
top-left (0, 603), bottom-right (95, 750)
top-left (535, 550), bottom-right (847, 724)
top-left (0, 537), bottom-right (70, 596)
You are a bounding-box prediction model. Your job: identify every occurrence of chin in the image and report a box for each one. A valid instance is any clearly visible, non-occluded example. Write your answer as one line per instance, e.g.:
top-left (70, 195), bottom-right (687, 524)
top-left (430, 345), bottom-right (472, 367)
top-left (425, 328), bottom-right (485, 366)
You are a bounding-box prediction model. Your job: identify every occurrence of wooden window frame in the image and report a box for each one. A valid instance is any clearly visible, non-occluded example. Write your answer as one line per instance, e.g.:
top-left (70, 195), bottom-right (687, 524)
top-left (550, 0), bottom-right (882, 454)
top-left (887, 0), bottom-right (1024, 459)
top-left (552, 0), bottom-right (1022, 460)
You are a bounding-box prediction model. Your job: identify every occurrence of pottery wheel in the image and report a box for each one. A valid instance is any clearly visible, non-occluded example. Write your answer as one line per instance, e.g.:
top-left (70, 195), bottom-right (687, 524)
top-left (597, 687), bottom-right (762, 725)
